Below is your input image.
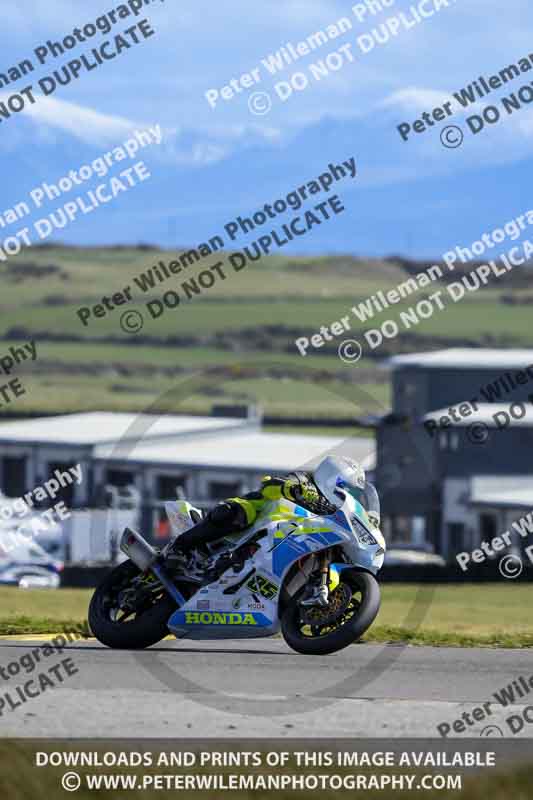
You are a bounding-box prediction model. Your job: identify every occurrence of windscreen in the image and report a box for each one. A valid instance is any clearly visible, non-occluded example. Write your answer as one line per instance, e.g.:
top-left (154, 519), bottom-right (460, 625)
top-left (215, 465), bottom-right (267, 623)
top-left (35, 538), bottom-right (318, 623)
top-left (336, 478), bottom-right (380, 524)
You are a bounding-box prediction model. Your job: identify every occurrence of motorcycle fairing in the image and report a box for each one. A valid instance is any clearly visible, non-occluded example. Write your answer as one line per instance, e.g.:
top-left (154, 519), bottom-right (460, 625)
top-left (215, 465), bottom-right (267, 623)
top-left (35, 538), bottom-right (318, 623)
top-left (169, 609), bottom-right (271, 628)
top-left (271, 529), bottom-right (344, 578)
top-left (167, 563), bottom-right (279, 639)
top-left (165, 495), bottom-right (383, 639)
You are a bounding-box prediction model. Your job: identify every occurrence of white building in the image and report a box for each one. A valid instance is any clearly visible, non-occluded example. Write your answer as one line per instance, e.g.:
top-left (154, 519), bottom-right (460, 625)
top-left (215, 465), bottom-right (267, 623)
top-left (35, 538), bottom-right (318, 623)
top-left (0, 411), bottom-right (375, 549)
top-left (0, 411), bottom-right (259, 508)
top-left (94, 429), bottom-right (375, 505)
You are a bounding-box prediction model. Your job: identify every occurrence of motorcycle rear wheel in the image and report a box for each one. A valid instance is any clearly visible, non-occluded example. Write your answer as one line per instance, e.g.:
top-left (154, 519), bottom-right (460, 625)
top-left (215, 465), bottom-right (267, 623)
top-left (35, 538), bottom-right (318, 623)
top-left (281, 570), bottom-right (380, 655)
top-left (89, 559), bottom-right (178, 649)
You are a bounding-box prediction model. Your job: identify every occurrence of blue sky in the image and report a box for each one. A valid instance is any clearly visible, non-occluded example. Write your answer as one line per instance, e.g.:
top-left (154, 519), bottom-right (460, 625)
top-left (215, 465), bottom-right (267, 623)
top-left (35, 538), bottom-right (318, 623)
top-left (0, 0), bottom-right (532, 256)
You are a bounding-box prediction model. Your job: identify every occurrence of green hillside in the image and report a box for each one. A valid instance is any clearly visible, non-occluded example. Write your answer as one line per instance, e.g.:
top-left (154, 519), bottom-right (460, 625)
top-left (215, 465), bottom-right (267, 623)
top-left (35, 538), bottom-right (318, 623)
top-left (3, 244), bottom-right (532, 422)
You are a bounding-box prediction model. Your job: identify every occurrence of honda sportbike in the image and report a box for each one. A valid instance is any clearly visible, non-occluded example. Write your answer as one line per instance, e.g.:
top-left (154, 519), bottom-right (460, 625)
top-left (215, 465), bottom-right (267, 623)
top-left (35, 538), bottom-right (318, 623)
top-left (89, 488), bottom-right (385, 655)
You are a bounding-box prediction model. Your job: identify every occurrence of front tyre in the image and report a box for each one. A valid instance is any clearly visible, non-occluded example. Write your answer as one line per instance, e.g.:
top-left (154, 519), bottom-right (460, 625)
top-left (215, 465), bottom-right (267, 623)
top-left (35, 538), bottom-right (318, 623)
top-left (281, 570), bottom-right (380, 655)
top-left (89, 559), bottom-right (178, 649)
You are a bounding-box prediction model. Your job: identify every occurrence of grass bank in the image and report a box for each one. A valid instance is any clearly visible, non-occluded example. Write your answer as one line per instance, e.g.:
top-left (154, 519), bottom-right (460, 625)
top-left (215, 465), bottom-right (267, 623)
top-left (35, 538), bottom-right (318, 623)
top-left (0, 583), bottom-right (529, 648)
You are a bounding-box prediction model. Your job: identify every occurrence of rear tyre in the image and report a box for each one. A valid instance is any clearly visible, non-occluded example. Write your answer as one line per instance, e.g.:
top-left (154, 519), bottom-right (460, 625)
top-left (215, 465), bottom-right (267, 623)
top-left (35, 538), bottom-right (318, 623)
top-left (281, 570), bottom-right (380, 655)
top-left (89, 559), bottom-right (178, 649)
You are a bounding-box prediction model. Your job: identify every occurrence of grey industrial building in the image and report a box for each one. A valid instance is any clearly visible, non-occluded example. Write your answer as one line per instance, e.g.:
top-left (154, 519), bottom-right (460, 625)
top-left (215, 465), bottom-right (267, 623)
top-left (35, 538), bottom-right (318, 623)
top-left (376, 349), bottom-right (533, 560)
top-left (1, 347), bottom-right (531, 563)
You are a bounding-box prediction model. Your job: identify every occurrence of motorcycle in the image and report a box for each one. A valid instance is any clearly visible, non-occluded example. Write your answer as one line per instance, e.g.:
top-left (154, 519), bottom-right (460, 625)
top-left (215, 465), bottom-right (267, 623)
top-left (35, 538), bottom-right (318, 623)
top-left (89, 485), bottom-right (386, 655)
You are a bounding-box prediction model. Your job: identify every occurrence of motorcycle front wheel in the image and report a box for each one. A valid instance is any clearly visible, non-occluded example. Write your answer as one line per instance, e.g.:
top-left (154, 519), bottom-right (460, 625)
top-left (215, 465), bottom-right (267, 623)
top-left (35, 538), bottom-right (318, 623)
top-left (281, 569), bottom-right (380, 655)
top-left (89, 559), bottom-right (179, 649)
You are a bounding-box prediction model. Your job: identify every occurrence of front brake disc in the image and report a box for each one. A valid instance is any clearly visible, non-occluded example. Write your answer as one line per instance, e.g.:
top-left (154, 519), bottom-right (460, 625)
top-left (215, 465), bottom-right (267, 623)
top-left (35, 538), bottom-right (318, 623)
top-left (299, 582), bottom-right (352, 626)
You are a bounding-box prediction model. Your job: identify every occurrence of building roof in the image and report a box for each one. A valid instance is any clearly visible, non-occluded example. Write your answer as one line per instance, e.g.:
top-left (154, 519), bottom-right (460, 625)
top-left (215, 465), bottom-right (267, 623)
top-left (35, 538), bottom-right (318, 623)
top-left (0, 412), bottom-right (250, 447)
top-left (424, 403), bottom-right (533, 427)
top-left (469, 476), bottom-right (533, 509)
top-left (390, 348), bottom-right (533, 370)
top-left (94, 431), bottom-right (376, 474)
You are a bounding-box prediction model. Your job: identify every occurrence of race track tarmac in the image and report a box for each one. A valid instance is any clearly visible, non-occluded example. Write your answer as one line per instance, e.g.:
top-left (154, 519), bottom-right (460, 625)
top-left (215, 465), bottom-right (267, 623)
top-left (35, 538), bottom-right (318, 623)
top-left (0, 638), bottom-right (530, 738)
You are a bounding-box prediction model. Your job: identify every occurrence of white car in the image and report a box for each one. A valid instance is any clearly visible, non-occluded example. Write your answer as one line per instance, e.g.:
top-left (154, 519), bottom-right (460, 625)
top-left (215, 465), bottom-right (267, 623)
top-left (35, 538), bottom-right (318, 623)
top-left (0, 530), bottom-right (63, 588)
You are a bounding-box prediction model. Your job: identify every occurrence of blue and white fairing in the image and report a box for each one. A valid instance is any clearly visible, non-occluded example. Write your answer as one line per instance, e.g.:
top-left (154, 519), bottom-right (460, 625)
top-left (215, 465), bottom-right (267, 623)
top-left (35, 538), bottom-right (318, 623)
top-left (167, 494), bottom-right (385, 640)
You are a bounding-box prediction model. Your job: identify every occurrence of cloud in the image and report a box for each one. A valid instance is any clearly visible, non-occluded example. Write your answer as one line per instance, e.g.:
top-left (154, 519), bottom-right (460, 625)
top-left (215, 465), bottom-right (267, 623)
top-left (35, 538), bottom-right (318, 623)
top-left (2, 0), bottom-right (533, 179)
top-left (1, 93), bottom-right (142, 145)
top-left (379, 87), bottom-right (454, 113)
top-left (0, 89), bottom-right (283, 169)
top-left (379, 82), bottom-right (533, 147)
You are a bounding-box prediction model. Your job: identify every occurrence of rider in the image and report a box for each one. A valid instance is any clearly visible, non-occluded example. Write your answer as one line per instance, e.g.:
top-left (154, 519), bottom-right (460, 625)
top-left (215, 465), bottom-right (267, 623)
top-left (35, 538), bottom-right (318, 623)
top-left (172, 455), bottom-right (375, 555)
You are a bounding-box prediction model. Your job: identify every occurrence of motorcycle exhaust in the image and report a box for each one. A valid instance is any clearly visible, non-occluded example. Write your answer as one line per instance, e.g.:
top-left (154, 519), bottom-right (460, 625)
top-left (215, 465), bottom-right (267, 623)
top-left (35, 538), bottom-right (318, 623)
top-left (120, 527), bottom-right (158, 572)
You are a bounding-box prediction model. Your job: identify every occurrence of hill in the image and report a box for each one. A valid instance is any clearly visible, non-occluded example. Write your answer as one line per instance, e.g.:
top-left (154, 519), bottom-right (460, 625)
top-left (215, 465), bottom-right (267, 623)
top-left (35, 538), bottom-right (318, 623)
top-left (2, 244), bottom-right (532, 425)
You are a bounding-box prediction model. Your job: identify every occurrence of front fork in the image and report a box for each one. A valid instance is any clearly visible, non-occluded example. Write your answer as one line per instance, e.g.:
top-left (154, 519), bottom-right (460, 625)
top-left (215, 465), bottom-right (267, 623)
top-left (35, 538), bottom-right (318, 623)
top-left (300, 550), bottom-right (331, 608)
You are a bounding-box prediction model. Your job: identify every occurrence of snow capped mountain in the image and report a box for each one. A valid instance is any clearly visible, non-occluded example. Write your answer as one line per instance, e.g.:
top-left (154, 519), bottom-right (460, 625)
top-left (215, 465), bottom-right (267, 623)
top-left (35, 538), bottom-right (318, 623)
top-left (1, 92), bottom-right (532, 257)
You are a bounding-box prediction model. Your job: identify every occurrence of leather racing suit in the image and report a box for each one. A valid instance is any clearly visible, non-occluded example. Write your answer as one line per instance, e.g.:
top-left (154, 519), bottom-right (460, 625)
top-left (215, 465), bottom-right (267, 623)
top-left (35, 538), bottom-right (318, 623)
top-left (175, 471), bottom-right (336, 552)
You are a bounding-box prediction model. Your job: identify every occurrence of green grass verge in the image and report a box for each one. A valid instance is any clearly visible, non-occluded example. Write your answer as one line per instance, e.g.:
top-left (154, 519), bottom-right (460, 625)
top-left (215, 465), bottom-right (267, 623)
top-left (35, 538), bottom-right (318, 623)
top-left (0, 584), bottom-right (530, 648)
top-left (0, 616), bottom-right (90, 636)
top-left (365, 626), bottom-right (533, 649)
top-left (0, 586), bottom-right (91, 621)
top-left (1, 619), bottom-right (529, 648)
